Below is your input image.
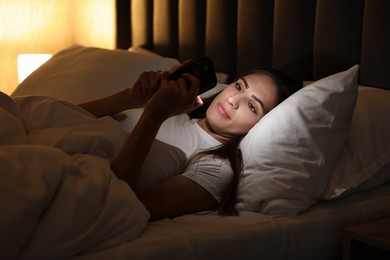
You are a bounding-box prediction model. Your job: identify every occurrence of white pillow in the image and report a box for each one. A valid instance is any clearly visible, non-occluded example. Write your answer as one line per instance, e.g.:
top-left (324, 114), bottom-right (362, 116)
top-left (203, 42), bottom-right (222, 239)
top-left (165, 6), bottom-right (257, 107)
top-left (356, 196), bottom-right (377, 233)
top-left (12, 45), bottom-right (180, 103)
top-left (237, 65), bottom-right (359, 215)
top-left (322, 86), bottom-right (390, 199)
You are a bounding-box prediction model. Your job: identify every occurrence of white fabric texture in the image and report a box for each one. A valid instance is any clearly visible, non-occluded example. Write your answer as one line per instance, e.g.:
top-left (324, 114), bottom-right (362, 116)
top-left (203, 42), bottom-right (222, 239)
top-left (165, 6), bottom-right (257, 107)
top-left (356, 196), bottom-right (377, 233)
top-left (70, 183), bottom-right (390, 260)
top-left (157, 116), bottom-right (221, 158)
top-left (323, 86), bottom-right (390, 199)
top-left (237, 65), bottom-right (359, 215)
top-left (183, 156), bottom-right (233, 202)
top-left (0, 93), bottom-right (149, 259)
top-left (135, 139), bottom-right (187, 192)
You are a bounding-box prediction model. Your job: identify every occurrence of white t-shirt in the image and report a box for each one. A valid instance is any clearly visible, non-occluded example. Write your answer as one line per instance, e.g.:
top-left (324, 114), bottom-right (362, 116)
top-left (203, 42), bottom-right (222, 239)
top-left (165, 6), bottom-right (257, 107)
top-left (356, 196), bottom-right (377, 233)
top-left (156, 115), bottom-right (233, 202)
top-left (119, 111), bottom-right (234, 202)
top-left (156, 114), bottom-right (220, 158)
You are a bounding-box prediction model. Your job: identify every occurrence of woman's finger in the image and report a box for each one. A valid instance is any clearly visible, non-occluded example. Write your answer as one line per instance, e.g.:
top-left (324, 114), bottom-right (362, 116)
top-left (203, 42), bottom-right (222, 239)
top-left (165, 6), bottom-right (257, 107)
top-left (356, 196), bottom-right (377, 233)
top-left (138, 71), bottom-right (151, 98)
top-left (182, 73), bottom-right (200, 97)
top-left (147, 72), bottom-right (159, 99)
top-left (171, 60), bottom-right (192, 74)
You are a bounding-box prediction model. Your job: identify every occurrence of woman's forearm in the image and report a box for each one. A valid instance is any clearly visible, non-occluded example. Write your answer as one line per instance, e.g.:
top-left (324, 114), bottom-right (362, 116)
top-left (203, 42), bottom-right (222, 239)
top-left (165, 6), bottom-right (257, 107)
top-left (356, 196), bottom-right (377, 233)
top-left (79, 71), bottom-right (171, 117)
top-left (79, 88), bottom-right (141, 117)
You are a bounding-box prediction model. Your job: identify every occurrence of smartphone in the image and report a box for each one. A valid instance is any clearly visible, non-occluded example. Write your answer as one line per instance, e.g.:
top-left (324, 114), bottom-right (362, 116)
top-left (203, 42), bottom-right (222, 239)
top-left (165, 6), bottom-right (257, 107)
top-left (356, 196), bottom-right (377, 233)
top-left (170, 57), bottom-right (217, 94)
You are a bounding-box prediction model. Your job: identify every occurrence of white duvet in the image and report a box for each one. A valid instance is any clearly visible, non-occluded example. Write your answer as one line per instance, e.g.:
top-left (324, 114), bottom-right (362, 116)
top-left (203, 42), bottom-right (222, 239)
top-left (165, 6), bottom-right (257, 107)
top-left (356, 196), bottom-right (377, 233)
top-left (0, 92), bottom-right (149, 259)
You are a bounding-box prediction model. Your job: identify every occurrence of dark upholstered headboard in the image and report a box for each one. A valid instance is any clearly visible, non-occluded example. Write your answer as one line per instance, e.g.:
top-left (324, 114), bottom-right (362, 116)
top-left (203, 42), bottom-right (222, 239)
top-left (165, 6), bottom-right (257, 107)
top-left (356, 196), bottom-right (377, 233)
top-left (116, 0), bottom-right (390, 89)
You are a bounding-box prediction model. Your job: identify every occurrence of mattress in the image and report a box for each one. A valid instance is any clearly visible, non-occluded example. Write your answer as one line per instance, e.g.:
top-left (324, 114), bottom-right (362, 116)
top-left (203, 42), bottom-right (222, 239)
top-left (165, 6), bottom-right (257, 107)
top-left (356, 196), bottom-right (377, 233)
top-left (72, 182), bottom-right (390, 260)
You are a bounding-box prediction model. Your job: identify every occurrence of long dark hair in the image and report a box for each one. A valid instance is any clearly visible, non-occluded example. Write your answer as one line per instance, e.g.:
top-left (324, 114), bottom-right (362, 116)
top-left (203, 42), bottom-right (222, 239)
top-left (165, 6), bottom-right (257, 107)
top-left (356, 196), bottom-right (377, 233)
top-left (188, 69), bottom-right (303, 215)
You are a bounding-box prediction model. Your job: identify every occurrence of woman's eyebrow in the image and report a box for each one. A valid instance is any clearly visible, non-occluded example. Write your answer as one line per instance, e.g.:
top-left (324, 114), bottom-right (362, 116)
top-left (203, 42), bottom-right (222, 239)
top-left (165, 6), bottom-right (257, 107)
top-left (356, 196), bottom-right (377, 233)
top-left (241, 77), bottom-right (268, 113)
top-left (241, 77), bottom-right (250, 89)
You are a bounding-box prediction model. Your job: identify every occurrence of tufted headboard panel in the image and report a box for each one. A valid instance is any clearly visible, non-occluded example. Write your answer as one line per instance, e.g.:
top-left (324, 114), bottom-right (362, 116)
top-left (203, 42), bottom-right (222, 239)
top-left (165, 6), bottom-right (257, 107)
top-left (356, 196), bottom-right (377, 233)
top-left (116, 0), bottom-right (390, 89)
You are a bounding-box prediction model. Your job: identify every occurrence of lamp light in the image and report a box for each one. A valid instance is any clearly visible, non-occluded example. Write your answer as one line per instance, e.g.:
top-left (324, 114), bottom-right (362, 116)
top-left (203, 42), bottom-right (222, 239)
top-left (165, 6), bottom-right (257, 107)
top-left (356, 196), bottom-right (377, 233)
top-left (17, 54), bottom-right (52, 83)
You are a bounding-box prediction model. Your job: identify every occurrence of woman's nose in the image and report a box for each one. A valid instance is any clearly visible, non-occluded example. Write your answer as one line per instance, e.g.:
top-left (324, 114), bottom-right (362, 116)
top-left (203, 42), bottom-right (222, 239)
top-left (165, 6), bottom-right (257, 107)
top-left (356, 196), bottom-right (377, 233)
top-left (228, 94), bottom-right (239, 109)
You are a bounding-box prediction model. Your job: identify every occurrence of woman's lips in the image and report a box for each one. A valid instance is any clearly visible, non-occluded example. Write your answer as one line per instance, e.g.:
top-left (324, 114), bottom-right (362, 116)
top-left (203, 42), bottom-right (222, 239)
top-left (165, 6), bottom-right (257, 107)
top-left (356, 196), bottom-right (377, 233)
top-left (217, 102), bottom-right (230, 119)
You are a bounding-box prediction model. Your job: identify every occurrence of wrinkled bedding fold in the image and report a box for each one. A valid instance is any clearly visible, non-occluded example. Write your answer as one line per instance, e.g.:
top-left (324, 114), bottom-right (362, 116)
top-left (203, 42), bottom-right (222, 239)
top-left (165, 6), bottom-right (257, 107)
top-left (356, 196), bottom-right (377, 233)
top-left (0, 93), bottom-right (149, 259)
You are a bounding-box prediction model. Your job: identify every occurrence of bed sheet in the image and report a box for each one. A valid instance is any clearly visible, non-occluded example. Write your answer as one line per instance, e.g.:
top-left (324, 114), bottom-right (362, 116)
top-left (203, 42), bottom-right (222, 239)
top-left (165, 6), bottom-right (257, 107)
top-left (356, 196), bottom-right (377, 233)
top-left (72, 183), bottom-right (390, 260)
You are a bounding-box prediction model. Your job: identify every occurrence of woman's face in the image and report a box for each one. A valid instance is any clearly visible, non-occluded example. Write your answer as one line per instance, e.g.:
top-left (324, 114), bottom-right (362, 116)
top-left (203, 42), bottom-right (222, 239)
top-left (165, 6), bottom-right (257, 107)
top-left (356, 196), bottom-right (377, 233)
top-left (199, 73), bottom-right (279, 143)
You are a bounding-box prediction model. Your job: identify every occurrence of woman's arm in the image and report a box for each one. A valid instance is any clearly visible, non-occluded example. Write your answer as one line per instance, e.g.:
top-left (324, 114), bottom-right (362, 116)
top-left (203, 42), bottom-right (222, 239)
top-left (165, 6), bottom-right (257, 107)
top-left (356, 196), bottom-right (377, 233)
top-left (79, 71), bottom-right (167, 117)
top-left (139, 175), bottom-right (218, 221)
top-left (79, 88), bottom-right (135, 117)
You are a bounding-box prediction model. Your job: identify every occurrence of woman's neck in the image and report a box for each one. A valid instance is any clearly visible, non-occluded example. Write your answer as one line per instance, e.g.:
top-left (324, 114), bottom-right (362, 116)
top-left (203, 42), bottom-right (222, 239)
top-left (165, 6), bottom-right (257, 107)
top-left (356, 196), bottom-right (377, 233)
top-left (197, 118), bottom-right (232, 144)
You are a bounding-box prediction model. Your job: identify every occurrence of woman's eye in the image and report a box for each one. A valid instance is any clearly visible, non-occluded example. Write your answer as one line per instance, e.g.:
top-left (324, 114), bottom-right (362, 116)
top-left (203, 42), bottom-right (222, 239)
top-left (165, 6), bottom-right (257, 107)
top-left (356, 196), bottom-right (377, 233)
top-left (235, 83), bottom-right (243, 92)
top-left (248, 102), bottom-right (257, 113)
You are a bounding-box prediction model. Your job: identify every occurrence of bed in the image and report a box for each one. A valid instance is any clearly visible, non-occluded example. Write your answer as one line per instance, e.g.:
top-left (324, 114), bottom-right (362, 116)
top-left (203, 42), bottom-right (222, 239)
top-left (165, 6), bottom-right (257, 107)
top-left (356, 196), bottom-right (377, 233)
top-left (2, 0), bottom-right (390, 259)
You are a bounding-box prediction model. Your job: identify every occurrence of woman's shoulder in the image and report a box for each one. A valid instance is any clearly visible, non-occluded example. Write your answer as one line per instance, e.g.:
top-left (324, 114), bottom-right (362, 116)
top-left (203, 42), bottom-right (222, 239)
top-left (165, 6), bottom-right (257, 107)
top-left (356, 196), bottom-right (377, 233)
top-left (187, 155), bottom-right (232, 174)
top-left (182, 155), bottom-right (233, 202)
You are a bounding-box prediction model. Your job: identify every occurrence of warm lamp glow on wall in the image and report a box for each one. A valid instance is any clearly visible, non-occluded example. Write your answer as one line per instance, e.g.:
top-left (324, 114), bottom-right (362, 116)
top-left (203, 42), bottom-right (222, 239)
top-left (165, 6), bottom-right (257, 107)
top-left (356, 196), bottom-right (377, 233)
top-left (1, 0), bottom-right (115, 95)
top-left (17, 54), bottom-right (52, 83)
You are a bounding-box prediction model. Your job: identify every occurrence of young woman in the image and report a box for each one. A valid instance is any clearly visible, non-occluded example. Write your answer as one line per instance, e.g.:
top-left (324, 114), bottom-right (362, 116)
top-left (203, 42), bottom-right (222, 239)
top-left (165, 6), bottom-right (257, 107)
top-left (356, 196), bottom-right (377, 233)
top-left (79, 67), bottom-right (302, 221)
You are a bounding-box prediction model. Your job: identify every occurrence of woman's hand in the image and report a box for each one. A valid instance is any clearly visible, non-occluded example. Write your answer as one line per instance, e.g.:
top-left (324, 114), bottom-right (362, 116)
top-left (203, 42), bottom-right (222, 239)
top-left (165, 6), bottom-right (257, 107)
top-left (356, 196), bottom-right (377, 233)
top-left (113, 72), bottom-right (202, 190)
top-left (128, 70), bottom-right (170, 108)
top-left (144, 73), bottom-right (203, 122)
top-left (78, 67), bottom-right (202, 118)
